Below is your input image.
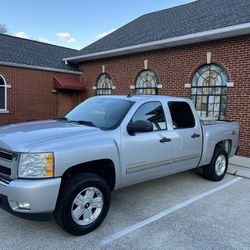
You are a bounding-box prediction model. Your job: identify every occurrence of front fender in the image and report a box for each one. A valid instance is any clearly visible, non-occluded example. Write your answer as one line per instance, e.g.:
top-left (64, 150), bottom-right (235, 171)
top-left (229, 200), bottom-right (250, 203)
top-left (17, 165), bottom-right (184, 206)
top-left (32, 137), bottom-right (121, 188)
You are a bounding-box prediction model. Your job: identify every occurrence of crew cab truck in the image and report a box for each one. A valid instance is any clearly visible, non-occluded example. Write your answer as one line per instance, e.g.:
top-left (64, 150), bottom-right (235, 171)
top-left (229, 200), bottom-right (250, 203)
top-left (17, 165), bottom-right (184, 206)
top-left (0, 95), bottom-right (239, 235)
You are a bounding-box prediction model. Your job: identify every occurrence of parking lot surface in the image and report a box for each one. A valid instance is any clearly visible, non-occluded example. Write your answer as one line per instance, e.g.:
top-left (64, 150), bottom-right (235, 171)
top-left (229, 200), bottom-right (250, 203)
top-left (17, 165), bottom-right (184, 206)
top-left (0, 171), bottom-right (249, 250)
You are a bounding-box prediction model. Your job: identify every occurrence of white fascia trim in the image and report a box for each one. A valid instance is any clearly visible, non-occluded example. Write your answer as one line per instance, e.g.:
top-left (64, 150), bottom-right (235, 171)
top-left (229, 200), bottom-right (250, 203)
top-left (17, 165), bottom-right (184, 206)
top-left (0, 62), bottom-right (82, 75)
top-left (64, 23), bottom-right (250, 63)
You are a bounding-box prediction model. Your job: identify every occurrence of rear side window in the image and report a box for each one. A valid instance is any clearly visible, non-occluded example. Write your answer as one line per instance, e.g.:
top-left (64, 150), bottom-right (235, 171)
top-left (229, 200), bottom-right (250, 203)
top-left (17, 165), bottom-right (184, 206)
top-left (168, 101), bottom-right (195, 129)
top-left (132, 102), bottom-right (167, 131)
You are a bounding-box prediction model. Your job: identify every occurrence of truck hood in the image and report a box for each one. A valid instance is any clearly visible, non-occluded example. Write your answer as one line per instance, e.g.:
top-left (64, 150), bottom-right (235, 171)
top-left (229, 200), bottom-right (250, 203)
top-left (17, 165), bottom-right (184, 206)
top-left (0, 120), bottom-right (101, 152)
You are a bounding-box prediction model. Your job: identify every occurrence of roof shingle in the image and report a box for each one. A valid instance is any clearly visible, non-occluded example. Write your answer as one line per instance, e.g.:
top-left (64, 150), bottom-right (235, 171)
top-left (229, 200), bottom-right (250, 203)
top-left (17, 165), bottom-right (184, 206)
top-left (79, 0), bottom-right (250, 56)
top-left (0, 34), bottom-right (80, 72)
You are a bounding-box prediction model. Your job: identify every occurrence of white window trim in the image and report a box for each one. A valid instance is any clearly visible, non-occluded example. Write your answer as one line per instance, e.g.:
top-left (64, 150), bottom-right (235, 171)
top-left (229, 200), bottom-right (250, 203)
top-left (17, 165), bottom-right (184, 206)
top-left (0, 74), bottom-right (11, 113)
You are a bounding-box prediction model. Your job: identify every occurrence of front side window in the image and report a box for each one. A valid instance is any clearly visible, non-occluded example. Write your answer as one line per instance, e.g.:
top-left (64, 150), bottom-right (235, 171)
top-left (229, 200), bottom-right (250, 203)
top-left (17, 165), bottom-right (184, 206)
top-left (132, 102), bottom-right (167, 131)
top-left (191, 64), bottom-right (227, 120)
top-left (0, 75), bottom-right (7, 111)
top-left (135, 70), bottom-right (159, 95)
top-left (96, 73), bottom-right (112, 95)
top-left (168, 101), bottom-right (195, 129)
top-left (66, 98), bottom-right (134, 130)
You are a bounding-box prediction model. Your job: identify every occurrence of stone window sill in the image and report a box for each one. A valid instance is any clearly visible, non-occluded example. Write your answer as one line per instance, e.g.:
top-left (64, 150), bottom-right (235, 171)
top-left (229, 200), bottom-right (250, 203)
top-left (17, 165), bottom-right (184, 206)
top-left (0, 110), bottom-right (9, 114)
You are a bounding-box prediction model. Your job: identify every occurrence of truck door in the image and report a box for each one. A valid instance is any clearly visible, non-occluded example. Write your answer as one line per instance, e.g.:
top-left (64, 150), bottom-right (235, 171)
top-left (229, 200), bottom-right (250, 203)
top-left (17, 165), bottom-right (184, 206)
top-left (120, 101), bottom-right (174, 187)
top-left (168, 101), bottom-right (202, 171)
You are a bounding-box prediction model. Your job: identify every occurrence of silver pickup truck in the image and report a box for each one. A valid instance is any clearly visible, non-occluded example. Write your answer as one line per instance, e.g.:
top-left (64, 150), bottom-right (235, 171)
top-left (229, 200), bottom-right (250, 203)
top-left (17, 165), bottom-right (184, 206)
top-left (0, 95), bottom-right (239, 235)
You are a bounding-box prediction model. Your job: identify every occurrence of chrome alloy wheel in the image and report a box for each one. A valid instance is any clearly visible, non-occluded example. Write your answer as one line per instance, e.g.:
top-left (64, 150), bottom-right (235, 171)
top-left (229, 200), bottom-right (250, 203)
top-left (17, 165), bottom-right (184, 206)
top-left (215, 155), bottom-right (226, 176)
top-left (71, 187), bottom-right (104, 226)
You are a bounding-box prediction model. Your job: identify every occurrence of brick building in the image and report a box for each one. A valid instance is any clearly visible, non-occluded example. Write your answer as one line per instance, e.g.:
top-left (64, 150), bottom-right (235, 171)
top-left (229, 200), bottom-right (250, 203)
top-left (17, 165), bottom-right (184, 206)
top-left (0, 34), bottom-right (84, 124)
top-left (0, 0), bottom-right (250, 156)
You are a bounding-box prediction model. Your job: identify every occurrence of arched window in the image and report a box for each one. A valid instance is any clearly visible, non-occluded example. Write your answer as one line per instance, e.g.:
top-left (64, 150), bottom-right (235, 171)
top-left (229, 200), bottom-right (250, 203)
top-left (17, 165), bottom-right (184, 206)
top-left (96, 73), bottom-right (112, 95)
top-left (135, 70), bottom-right (159, 95)
top-left (0, 74), bottom-right (8, 111)
top-left (191, 64), bottom-right (227, 120)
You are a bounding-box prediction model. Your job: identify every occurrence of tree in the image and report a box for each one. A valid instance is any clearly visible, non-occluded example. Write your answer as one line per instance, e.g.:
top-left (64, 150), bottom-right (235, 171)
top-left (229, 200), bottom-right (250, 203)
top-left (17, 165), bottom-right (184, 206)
top-left (0, 24), bottom-right (8, 34)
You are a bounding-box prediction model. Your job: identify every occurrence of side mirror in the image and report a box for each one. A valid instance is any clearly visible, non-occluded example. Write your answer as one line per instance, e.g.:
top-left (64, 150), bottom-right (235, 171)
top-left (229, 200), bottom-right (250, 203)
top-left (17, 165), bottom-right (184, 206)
top-left (127, 120), bottom-right (153, 135)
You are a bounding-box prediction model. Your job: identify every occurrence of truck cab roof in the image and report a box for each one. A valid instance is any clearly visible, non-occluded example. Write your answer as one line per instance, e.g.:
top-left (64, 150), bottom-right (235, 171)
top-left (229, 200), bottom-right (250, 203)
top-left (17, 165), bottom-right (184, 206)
top-left (92, 95), bottom-right (189, 103)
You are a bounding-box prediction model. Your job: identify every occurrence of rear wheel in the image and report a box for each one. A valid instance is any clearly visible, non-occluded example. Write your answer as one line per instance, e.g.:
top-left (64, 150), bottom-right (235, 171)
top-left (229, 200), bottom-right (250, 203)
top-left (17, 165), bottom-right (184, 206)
top-left (54, 173), bottom-right (111, 235)
top-left (203, 147), bottom-right (228, 181)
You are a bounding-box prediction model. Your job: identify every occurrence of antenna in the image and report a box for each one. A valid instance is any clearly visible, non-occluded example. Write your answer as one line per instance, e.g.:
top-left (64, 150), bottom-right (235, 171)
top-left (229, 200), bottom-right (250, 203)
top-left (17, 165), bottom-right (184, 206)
top-left (127, 92), bottom-right (133, 98)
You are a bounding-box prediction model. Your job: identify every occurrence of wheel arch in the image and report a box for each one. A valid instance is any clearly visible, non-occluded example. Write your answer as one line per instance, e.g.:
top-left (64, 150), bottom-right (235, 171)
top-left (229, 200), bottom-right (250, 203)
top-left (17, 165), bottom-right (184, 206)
top-left (200, 139), bottom-right (232, 167)
top-left (215, 139), bottom-right (232, 155)
top-left (61, 159), bottom-right (116, 191)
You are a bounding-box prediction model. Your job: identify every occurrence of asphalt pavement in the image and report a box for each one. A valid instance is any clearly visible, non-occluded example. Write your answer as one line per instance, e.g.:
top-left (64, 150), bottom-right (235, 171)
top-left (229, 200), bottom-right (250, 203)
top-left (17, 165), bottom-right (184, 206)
top-left (0, 171), bottom-right (249, 250)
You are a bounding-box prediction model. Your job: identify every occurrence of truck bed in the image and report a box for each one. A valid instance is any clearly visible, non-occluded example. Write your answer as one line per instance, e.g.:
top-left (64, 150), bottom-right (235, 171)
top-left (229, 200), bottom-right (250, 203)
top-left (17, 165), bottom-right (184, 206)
top-left (199, 120), bottom-right (239, 167)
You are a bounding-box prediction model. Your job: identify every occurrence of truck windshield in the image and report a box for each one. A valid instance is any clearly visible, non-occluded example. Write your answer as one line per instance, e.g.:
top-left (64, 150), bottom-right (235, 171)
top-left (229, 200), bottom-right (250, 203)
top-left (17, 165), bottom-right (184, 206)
top-left (65, 98), bottom-right (134, 130)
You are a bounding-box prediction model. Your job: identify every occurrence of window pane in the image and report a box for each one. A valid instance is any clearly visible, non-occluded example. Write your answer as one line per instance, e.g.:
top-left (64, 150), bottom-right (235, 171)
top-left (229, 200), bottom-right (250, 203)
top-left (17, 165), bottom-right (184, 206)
top-left (208, 103), bottom-right (213, 111)
top-left (221, 73), bottom-right (228, 86)
top-left (221, 104), bottom-right (226, 114)
top-left (168, 102), bottom-right (195, 129)
top-left (221, 88), bottom-right (227, 95)
top-left (132, 102), bottom-right (167, 131)
top-left (215, 75), bottom-right (223, 86)
top-left (214, 104), bottom-right (220, 111)
top-left (196, 102), bottom-right (201, 111)
top-left (0, 87), bottom-right (5, 109)
top-left (191, 96), bottom-right (196, 104)
top-left (210, 64), bottom-right (223, 74)
top-left (198, 65), bottom-right (209, 75)
top-left (192, 73), bottom-right (200, 86)
top-left (209, 96), bottom-right (215, 103)
top-left (197, 77), bottom-right (204, 87)
top-left (197, 88), bottom-right (202, 94)
top-left (215, 96), bottom-right (220, 103)
top-left (0, 78), bottom-right (4, 86)
top-left (221, 95), bottom-right (227, 104)
top-left (210, 70), bottom-right (219, 79)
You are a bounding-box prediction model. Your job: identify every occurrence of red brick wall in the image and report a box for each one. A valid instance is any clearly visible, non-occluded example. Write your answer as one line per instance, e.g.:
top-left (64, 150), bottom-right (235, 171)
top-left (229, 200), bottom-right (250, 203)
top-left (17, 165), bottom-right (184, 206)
top-left (0, 66), bottom-right (82, 125)
top-left (80, 35), bottom-right (250, 157)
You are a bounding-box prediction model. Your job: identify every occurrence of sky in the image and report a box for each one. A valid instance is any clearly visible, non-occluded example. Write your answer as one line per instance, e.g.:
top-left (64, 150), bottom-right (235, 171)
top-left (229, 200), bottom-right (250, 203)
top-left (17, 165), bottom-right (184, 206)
top-left (1, 0), bottom-right (194, 50)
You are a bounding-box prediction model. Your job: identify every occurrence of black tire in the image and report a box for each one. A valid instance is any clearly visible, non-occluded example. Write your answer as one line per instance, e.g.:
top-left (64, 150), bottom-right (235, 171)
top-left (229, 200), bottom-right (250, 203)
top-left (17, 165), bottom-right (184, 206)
top-left (203, 147), bottom-right (228, 182)
top-left (54, 173), bottom-right (111, 235)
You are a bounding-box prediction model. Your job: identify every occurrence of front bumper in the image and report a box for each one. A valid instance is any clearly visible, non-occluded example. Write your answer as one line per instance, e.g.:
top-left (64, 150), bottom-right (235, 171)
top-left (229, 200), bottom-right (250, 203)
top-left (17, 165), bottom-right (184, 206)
top-left (0, 177), bottom-right (61, 221)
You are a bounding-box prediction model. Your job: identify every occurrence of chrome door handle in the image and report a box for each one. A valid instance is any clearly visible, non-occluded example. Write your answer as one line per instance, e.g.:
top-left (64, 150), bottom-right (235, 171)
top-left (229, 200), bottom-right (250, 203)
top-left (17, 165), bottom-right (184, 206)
top-left (191, 133), bottom-right (200, 138)
top-left (160, 137), bottom-right (171, 143)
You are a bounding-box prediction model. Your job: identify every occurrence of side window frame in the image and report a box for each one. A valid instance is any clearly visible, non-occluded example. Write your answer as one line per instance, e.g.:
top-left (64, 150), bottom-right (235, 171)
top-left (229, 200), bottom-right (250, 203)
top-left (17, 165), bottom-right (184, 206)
top-left (167, 101), bottom-right (196, 130)
top-left (130, 101), bottom-right (168, 132)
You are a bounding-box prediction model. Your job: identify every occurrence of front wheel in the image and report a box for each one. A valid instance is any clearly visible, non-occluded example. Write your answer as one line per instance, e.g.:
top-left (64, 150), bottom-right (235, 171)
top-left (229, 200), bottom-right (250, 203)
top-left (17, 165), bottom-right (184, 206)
top-left (54, 173), bottom-right (111, 235)
top-left (203, 147), bottom-right (228, 181)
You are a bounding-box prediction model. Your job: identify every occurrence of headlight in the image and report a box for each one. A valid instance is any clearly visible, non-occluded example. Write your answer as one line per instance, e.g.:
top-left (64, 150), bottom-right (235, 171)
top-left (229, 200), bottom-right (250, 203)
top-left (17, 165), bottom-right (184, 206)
top-left (18, 153), bottom-right (54, 178)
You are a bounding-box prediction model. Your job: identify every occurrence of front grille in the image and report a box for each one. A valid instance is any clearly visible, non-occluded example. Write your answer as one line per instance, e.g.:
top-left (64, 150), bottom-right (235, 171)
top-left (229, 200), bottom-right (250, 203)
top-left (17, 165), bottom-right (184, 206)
top-left (0, 151), bottom-right (13, 161)
top-left (0, 149), bottom-right (17, 179)
top-left (0, 165), bottom-right (11, 175)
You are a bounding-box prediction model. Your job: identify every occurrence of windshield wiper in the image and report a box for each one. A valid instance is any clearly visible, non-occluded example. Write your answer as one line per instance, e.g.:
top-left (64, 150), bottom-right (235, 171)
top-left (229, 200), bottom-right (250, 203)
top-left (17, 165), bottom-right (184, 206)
top-left (71, 120), bottom-right (96, 127)
top-left (56, 117), bottom-right (70, 122)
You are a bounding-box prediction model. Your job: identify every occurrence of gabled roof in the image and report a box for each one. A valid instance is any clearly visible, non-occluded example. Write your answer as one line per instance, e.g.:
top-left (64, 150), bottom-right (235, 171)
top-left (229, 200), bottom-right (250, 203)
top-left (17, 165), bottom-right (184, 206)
top-left (0, 34), bottom-right (80, 73)
top-left (65, 0), bottom-right (250, 63)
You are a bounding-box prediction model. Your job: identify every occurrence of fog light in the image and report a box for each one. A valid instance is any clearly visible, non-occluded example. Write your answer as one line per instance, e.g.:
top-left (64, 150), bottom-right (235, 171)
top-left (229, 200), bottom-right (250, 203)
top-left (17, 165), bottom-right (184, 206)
top-left (17, 201), bottom-right (31, 210)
